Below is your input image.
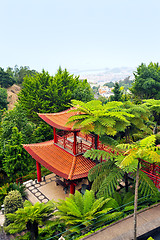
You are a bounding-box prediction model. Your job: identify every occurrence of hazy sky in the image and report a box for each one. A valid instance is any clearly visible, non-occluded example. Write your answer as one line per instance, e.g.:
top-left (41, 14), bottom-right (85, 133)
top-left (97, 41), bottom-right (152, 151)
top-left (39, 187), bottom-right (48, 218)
top-left (1, 0), bottom-right (160, 75)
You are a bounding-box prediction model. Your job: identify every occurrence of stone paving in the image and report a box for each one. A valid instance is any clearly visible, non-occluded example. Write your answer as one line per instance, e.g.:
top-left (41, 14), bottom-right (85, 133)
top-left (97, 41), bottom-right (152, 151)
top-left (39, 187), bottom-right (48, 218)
top-left (23, 174), bottom-right (57, 203)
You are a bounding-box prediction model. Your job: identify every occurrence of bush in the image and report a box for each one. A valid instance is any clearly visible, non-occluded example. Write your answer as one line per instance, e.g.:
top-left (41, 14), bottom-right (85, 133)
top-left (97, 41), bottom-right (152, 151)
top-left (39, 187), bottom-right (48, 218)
top-left (8, 183), bottom-right (27, 199)
top-left (0, 183), bottom-right (27, 207)
top-left (4, 190), bottom-right (23, 226)
top-left (38, 220), bottom-right (65, 239)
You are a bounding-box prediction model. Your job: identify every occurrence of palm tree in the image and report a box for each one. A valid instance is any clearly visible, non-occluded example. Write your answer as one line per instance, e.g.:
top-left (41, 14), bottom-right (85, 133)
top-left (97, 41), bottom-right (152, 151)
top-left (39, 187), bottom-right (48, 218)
top-left (121, 101), bottom-right (150, 142)
top-left (142, 99), bottom-right (160, 134)
top-left (85, 135), bottom-right (160, 240)
top-left (68, 100), bottom-right (134, 137)
top-left (86, 157), bottom-right (124, 198)
top-left (54, 190), bottom-right (122, 233)
top-left (116, 135), bottom-right (160, 240)
top-left (5, 200), bottom-right (55, 240)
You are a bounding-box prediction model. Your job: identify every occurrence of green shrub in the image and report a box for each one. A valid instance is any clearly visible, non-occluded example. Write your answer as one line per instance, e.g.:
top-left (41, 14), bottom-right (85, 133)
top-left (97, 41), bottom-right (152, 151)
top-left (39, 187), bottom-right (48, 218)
top-left (0, 182), bottom-right (27, 206)
top-left (4, 190), bottom-right (23, 226)
top-left (38, 220), bottom-right (65, 239)
top-left (0, 183), bottom-right (9, 206)
top-left (8, 183), bottom-right (27, 199)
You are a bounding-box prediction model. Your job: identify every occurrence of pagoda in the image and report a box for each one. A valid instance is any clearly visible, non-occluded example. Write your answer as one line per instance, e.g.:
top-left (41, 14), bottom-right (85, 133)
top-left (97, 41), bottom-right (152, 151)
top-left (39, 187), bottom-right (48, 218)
top-left (23, 108), bottom-right (96, 194)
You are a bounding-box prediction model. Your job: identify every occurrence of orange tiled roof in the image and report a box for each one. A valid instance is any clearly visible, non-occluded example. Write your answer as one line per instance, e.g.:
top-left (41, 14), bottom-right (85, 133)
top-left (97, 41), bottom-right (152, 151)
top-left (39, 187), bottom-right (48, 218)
top-left (23, 140), bottom-right (96, 180)
top-left (38, 108), bottom-right (80, 131)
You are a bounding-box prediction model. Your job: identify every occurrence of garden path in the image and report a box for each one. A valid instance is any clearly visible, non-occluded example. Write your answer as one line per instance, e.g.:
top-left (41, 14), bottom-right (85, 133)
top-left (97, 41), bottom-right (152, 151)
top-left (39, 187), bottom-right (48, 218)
top-left (82, 203), bottom-right (160, 240)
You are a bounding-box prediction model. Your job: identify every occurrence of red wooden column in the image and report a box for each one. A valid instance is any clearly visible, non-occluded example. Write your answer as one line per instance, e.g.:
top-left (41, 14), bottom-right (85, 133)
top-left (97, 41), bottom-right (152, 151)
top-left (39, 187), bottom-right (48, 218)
top-left (53, 127), bottom-right (57, 143)
top-left (73, 131), bottom-right (77, 155)
top-left (36, 161), bottom-right (42, 182)
top-left (97, 135), bottom-right (99, 148)
top-left (70, 182), bottom-right (75, 194)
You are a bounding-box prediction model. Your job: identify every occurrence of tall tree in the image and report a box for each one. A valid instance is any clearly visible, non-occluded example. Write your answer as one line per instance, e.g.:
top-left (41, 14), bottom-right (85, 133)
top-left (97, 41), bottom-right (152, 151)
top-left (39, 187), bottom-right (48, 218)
top-left (110, 82), bottom-right (122, 101)
top-left (116, 135), bottom-right (160, 240)
top-left (72, 79), bottom-right (94, 102)
top-left (0, 67), bottom-right (15, 88)
top-left (68, 100), bottom-right (134, 137)
top-left (18, 67), bottom-right (93, 122)
top-left (14, 65), bottom-right (37, 84)
top-left (86, 157), bottom-right (124, 198)
top-left (121, 101), bottom-right (151, 142)
top-left (2, 127), bottom-right (33, 181)
top-left (1, 105), bottom-right (36, 143)
top-left (131, 62), bottom-right (160, 99)
top-left (0, 87), bottom-right (8, 110)
top-left (142, 99), bottom-right (160, 134)
top-left (5, 200), bottom-right (55, 240)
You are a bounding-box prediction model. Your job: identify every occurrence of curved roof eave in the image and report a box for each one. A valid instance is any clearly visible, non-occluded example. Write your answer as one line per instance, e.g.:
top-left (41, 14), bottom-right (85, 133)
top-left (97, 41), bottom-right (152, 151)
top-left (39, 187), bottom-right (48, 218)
top-left (38, 107), bottom-right (81, 131)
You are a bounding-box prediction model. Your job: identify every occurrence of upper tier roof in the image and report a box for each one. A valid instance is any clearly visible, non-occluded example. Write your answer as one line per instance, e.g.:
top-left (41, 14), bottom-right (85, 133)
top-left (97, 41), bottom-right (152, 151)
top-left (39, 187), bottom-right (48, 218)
top-left (23, 140), bottom-right (96, 180)
top-left (38, 108), bottom-right (79, 131)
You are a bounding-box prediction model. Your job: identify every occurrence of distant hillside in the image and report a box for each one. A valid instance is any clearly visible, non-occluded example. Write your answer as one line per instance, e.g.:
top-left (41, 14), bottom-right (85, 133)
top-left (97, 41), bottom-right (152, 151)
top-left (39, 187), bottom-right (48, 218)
top-left (7, 84), bottom-right (21, 110)
top-left (77, 67), bottom-right (135, 84)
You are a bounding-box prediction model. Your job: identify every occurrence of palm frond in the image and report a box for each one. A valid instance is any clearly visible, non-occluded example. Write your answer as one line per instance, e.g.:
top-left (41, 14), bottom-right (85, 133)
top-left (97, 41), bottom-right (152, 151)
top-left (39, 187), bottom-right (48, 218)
top-left (139, 171), bottom-right (158, 196)
top-left (97, 169), bottom-right (123, 198)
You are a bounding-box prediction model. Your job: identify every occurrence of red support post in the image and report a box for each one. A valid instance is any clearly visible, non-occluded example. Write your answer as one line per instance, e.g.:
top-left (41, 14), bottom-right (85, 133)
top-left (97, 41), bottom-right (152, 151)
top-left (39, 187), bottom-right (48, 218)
top-left (70, 182), bottom-right (75, 194)
top-left (36, 161), bottom-right (41, 182)
top-left (73, 131), bottom-right (77, 155)
top-left (53, 127), bottom-right (57, 143)
top-left (97, 135), bottom-right (99, 149)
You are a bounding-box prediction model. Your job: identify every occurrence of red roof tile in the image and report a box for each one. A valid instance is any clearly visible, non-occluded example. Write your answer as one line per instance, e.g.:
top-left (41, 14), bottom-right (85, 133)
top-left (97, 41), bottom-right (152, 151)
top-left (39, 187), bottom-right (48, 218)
top-left (38, 108), bottom-right (80, 131)
top-left (23, 140), bottom-right (96, 180)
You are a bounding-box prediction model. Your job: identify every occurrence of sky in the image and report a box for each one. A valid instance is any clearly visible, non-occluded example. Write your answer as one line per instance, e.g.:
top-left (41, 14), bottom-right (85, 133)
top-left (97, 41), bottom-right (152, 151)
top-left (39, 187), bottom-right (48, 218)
top-left (1, 0), bottom-right (160, 75)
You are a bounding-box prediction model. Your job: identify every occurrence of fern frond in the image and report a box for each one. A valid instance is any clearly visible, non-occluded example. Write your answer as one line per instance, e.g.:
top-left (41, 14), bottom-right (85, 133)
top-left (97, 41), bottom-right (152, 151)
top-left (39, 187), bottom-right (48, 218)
top-left (83, 190), bottom-right (95, 214)
top-left (139, 135), bottom-right (156, 149)
top-left (74, 191), bottom-right (84, 214)
top-left (97, 169), bottom-right (123, 198)
top-left (139, 171), bottom-right (158, 196)
top-left (88, 161), bottom-right (115, 182)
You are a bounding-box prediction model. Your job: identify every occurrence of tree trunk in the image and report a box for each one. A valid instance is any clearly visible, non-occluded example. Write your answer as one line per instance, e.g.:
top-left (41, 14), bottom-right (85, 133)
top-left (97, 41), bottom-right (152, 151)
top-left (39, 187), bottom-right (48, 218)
top-left (124, 172), bottom-right (128, 192)
top-left (133, 160), bottom-right (140, 240)
top-left (153, 123), bottom-right (158, 134)
top-left (27, 220), bottom-right (38, 240)
top-left (94, 134), bottom-right (99, 164)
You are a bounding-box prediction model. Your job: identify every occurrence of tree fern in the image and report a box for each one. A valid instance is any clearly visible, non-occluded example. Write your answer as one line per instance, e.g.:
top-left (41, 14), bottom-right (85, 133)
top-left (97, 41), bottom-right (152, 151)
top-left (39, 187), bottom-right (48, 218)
top-left (55, 190), bottom-right (122, 232)
top-left (83, 190), bottom-right (95, 214)
top-left (139, 171), bottom-right (158, 196)
top-left (67, 100), bottom-right (136, 137)
top-left (97, 169), bottom-right (123, 198)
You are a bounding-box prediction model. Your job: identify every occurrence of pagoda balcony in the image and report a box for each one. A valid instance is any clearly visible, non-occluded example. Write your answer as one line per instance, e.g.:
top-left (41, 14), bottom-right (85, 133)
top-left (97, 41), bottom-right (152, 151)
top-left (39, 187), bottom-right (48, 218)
top-left (56, 132), bottom-right (95, 155)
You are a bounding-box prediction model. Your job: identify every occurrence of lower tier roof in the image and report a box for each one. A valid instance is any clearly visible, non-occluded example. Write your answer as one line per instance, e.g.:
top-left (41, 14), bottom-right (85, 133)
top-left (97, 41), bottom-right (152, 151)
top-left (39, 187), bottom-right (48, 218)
top-left (23, 140), bottom-right (96, 180)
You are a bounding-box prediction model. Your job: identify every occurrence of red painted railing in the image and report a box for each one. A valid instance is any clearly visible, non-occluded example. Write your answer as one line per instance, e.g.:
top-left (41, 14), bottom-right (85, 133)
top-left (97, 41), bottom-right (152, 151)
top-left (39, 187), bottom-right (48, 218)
top-left (56, 133), bottom-right (94, 154)
top-left (56, 133), bottom-right (160, 189)
top-left (140, 169), bottom-right (160, 189)
top-left (16, 172), bottom-right (36, 184)
top-left (140, 159), bottom-right (160, 189)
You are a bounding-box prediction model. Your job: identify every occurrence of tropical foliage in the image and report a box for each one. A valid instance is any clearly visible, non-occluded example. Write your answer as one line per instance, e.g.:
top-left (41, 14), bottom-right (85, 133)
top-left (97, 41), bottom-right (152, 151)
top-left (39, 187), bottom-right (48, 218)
top-left (142, 99), bottom-right (160, 133)
top-left (55, 190), bottom-right (122, 233)
top-left (0, 67), bottom-right (15, 88)
top-left (5, 200), bottom-right (55, 240)
top-left (110, 82), bottom-right (122, 101)
top-left (86, 158), bottom-right (124, 198)
top-left (116, 135), bottom-right (160, 240)
top-left (2, 127), bottom-right (33, 182)
top-left (0, 182), bottom-right (27, 206)
top-left (131, 62), bottom-right (160, 99)
top-left (0, 105), bottom-right (36, 143)
top-left (68, 100), bottom-right (134, 136)
top-left (0, 88), bottom-right (8, 110)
